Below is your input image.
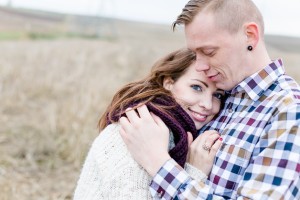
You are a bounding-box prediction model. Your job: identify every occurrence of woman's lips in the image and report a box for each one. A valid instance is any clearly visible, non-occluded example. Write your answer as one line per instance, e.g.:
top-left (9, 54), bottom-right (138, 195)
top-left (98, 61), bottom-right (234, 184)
top-left (188, 108), bottom-right (207, 122)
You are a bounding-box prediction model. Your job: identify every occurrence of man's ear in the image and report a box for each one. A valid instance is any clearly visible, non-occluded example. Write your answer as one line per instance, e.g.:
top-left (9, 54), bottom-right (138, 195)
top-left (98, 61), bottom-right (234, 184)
top-left (244, 22), bottom-right (259, 48)
top-left (163, 77), bottom-right (174, 91)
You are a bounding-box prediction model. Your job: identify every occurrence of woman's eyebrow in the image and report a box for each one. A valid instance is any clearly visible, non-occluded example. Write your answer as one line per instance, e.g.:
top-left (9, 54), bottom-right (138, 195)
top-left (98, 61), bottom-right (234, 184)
top-left (192, 79), bottom-right (208, 88)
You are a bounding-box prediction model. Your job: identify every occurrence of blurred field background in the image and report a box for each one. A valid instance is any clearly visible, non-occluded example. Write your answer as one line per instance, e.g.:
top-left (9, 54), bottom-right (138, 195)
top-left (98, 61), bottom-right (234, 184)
top-left (0, 6), bottom-right (299, 200)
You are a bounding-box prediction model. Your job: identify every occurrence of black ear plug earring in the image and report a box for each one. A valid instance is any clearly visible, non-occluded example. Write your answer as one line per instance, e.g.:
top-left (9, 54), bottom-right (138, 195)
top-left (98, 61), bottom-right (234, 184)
top-left (247, 45), bottom-right (253, 51)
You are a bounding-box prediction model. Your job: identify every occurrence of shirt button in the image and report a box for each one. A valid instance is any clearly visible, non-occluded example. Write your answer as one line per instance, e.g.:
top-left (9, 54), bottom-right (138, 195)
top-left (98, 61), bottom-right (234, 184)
top-left (158, 191), bottom-right (163, 198)
top-left (228, 109), bottom-right (233, 113)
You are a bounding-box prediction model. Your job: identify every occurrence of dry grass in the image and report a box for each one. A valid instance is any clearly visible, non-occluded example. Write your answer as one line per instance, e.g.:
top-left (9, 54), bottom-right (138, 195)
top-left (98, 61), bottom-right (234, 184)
top-left (0, 7), bottom-right (299, 200)
top-left (0, 38), bottom-right (182, 199)
top-left (0, 9), bottom-right (185, 198)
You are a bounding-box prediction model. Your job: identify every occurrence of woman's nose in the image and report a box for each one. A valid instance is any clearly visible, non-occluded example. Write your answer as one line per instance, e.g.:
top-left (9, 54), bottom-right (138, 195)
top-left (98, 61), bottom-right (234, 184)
top-left (198, 96), bottom-right (213, 111)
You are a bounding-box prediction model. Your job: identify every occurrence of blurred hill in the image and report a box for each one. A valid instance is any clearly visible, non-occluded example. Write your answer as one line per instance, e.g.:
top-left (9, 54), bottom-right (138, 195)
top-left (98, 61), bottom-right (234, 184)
top-left (0, 6), bottom-right (183, 42)
top-left (0, 5), bottom-right (299, 71)
top-left (265, 34), bottom-right (300, 53)
top-left (1, 6), bottom-right (300, 50)
top-left (1, 6), bottom-right (300, 51)
top-left (0, 6), bottom-right (299, 200)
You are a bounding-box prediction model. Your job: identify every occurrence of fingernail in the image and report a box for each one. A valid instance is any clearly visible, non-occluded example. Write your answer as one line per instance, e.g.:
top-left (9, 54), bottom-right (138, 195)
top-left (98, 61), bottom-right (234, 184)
top-left (219, 137), bottom-right (223, 141)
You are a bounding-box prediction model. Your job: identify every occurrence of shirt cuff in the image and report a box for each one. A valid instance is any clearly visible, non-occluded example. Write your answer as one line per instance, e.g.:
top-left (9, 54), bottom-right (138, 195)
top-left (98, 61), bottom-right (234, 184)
top-left (149, 159), bottom-right (190, 200)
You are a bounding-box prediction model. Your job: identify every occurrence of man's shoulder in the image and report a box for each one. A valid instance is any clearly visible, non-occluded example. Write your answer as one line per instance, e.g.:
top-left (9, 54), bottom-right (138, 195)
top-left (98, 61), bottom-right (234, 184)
top-left (266, 74), bottom-right (300, 110)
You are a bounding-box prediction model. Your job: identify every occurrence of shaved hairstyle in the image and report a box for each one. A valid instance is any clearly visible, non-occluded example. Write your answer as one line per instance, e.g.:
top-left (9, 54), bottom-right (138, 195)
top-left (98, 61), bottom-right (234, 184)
top-left (173, 0), bottom-right (264, 36)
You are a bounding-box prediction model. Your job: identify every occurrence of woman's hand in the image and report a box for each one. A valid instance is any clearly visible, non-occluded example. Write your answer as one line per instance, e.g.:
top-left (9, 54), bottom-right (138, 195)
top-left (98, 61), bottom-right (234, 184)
top-left (187, 130), bottom-right (222, 176)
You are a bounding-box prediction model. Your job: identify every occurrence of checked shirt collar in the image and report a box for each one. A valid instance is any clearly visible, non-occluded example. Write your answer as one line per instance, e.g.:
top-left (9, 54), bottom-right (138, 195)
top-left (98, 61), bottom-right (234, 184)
top-left (228, 59), bottom-right (284, 101)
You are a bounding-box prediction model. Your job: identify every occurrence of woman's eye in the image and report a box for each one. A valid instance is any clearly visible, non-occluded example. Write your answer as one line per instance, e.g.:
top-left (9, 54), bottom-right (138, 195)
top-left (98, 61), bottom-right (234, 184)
top-left (214, 93), bottom-right (224, 100)
top-left (191, 85), bottom-right (202, 91)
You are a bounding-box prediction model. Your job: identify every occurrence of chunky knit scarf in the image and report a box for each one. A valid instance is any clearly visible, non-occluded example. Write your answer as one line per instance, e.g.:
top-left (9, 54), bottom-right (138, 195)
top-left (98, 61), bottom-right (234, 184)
top-left (108, 96), bottom-right (197, 167)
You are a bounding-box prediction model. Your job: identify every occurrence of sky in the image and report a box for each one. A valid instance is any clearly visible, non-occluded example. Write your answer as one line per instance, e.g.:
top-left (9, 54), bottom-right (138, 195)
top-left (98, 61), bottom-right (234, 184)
top-left (1, 0), bottom-right (300, 38)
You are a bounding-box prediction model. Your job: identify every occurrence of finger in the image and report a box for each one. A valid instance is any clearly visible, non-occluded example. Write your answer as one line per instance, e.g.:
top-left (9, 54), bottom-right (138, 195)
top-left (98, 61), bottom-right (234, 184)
top-left (203, 132), bottom-right (220, 147)
top-left (124, 107), bottom-right (140, 123)
top-left (187, 131), bottom-right (193, 147)
top-left (210, 137), bottom-right (223, 155)
top-left (201, 130), bottom-right (219, 137)
top-left (136, 104), bottom-right (152, 119)
top-left (190, 132), bottom-right (202, 148)
top-left (186, 132), bottom-right (194, 163)
top-left (196, 130), bottom-right (218, 144)
top-left (119, 116), bottom-right (131, 132)
top-left (119, 126), bottom-right (129, 144)
top-left (150, 112), bottom-right (166, 128)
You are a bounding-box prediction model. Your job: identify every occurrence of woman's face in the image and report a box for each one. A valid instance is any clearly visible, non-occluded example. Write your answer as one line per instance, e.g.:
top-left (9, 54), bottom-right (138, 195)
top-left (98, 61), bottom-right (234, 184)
top-left (164, 62), bottom-right (224, 129)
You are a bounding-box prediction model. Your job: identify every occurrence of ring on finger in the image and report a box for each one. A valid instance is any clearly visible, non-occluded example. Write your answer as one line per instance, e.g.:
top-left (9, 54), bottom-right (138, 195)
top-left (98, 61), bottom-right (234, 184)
top-left (202, 143), bottom-right (211, 151)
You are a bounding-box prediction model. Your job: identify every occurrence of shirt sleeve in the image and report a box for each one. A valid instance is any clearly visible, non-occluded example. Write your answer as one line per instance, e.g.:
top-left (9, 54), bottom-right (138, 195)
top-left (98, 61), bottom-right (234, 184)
top-left (149, 159), bottom-right (216, 200)
top-left (149, 104), bottom-right (300, 200)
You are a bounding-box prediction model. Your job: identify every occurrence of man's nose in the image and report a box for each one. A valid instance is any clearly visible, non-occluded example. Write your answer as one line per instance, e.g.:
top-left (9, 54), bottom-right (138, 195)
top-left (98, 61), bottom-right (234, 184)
top-left (195, 57), bottom-right (210, 72)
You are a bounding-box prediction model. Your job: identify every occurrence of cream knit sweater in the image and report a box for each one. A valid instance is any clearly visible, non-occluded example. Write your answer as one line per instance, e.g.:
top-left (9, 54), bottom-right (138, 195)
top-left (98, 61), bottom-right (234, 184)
top-left (73, 124), bottom-right (207, 200)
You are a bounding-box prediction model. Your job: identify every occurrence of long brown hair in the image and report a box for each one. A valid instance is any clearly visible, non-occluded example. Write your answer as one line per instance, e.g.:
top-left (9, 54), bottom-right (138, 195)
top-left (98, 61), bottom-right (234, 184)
top-left (98, 48), bottom-right (196, 130)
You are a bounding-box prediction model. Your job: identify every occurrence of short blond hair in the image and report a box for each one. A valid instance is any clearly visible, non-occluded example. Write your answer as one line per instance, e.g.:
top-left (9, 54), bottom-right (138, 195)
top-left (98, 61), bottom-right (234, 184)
top-left (173, 0), bottom-right (264, 35)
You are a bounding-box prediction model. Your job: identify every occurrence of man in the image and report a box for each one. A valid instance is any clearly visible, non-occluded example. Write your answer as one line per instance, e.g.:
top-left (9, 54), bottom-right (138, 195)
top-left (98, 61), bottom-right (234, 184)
top-left (120, 0), bottom-right (300, 199)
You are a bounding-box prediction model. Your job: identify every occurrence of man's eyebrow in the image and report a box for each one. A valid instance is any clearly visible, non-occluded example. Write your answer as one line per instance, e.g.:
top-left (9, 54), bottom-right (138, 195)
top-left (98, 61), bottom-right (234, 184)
top-left (195, 46), bottom-right (218, 51)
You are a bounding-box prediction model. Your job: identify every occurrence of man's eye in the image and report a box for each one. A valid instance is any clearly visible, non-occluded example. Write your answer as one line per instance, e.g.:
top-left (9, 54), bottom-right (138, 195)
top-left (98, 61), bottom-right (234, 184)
top-left (203, 50), bottom-right (215, 57)
top-left (191, 85), bottom-right (202, 91)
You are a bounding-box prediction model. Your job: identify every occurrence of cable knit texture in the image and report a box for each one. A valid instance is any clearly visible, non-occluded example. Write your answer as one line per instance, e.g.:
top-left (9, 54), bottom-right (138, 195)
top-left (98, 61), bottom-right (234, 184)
top-left (73, 124), bottom-right (207, 200)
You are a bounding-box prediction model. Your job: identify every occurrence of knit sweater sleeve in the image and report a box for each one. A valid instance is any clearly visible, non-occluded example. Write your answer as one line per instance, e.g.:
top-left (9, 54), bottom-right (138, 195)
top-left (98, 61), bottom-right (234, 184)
top-left (73, 125), bottom-right (112, 200)
top-left (184, 162), bottom-right (208, 183)
top-left (73, 124), bottom-right (152, 200)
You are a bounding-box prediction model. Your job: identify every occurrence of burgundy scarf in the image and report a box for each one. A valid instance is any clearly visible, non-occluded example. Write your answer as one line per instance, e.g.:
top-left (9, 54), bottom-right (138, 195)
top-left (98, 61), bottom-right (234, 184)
top-left (108, 96), bottom-right (197, 167)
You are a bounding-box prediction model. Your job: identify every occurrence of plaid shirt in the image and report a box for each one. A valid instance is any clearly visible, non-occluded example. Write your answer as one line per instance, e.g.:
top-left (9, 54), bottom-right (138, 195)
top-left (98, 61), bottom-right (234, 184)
top-left (149, 59), bottom-right (300, 200)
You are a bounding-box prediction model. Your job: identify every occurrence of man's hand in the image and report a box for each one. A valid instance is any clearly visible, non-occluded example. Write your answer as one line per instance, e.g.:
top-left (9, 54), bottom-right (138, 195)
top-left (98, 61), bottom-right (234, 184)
top-left (119, 104), bottom-right (171, 176)
top-left (187, 130), bottom-right (222, 175)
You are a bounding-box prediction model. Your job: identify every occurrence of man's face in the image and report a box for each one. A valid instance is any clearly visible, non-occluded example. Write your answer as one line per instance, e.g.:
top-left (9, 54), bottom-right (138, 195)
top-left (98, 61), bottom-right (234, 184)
top-left (185, 12), bottom-right (249, 91)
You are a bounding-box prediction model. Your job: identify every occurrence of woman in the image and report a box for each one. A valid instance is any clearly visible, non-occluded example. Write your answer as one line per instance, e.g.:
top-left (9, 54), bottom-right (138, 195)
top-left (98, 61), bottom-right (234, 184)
top-left (73, 48), bottom-right (224, 199)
